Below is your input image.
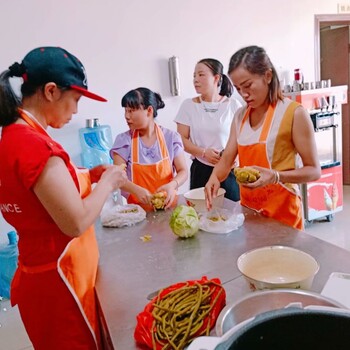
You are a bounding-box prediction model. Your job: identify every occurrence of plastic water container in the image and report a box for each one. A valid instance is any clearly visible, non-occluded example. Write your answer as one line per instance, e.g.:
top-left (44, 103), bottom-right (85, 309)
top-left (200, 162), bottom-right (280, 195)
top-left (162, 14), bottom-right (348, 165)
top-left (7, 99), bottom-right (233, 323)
top-left (0, 231), bottom-right (18, 299)
top-left (79, 118), bottom-right (113, 169)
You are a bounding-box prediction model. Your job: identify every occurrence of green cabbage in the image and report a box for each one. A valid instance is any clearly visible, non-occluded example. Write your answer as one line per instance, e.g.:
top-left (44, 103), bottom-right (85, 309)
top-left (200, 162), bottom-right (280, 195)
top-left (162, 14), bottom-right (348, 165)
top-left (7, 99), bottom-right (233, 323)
top-left (169, 205), bottom-right (199, 238)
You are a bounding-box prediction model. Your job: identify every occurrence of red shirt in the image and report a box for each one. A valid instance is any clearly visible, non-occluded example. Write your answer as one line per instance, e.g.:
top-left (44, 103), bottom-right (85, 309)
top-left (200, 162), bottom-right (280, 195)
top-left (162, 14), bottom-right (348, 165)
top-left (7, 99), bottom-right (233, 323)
top-left (0, 124), bottom-right (79, 266)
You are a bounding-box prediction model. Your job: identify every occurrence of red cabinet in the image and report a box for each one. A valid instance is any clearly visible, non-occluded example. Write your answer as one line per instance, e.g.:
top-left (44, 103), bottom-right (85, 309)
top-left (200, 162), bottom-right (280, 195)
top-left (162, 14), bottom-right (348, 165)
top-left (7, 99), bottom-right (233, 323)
top-left (285, 85), bottom-right (348, 222)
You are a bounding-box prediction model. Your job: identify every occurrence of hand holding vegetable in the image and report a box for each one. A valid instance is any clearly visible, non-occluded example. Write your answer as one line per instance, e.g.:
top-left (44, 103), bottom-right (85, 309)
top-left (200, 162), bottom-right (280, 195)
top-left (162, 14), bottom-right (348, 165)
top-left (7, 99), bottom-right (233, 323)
top-left (151, 191), bottom-right (167, 210)
top-left (234, 167), bottom-right (261, 184)
top-left (135, 186), bottom-right (153, 205)
top-left (155, 179), bottom-right (179, 209)
top-left (236, 166), bottom-right (279, 188)
top-left (99, 164), bottom-right (128, 191)
top-left (204, 175), bottom-right (221, 211)
top-left (89, 164), bottom-right (111, 183)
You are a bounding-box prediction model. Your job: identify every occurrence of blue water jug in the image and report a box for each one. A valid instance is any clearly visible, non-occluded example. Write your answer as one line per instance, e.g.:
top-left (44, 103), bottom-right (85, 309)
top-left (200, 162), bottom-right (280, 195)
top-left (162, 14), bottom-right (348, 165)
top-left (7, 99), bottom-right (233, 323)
top-left (79, 118), bottom-right (113, 169)
top-left (0, 231), bottom-right (18, 299)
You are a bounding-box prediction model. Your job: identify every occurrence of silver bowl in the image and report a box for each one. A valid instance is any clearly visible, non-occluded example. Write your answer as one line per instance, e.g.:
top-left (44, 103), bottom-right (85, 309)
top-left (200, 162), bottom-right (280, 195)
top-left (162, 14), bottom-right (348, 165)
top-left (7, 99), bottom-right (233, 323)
top-left (216, 288), bottom-right (345, 336)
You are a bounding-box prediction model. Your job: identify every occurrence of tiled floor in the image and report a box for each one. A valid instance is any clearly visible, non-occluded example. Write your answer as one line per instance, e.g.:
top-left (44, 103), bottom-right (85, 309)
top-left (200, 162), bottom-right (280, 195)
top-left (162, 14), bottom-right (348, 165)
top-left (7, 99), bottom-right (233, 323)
top-left (0, 302), bottom-right (32, 350)
top-left (1, 186), bottom-right (349, 350)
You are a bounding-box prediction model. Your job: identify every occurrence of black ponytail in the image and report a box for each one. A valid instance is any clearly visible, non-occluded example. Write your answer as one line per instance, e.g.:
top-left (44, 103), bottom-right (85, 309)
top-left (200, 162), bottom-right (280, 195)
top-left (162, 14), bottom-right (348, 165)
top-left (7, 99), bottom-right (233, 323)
top-left (197, 58), bottom-right (233, 98)
top-left (219, 74), bottom-right (233, 97)
top-left (154, 92), bottom-right (165, 111)
top-left (0, 70), bottom-right (21, 127)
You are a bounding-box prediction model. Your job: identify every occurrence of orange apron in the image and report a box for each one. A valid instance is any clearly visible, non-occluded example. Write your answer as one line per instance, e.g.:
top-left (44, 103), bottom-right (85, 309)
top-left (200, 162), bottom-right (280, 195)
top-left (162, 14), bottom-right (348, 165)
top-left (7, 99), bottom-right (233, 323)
top-left (127, 123), bottom-right (177, 211)
top-left (238, 105), bottom-right (303, 230)
top-left (12, 110), bottom-right (101, 349)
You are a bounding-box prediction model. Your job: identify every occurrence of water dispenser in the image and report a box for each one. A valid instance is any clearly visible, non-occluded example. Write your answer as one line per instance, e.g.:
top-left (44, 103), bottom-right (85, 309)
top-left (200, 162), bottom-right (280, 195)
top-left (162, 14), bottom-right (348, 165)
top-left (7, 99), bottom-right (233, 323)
top-left (79, 118), bottom-right (113, 169)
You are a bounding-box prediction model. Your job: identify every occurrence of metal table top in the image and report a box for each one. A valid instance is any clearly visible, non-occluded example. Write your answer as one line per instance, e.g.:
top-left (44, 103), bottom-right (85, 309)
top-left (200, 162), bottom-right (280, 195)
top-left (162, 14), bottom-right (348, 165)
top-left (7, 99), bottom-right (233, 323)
top-left (95, 196), bottom-right (350, 349)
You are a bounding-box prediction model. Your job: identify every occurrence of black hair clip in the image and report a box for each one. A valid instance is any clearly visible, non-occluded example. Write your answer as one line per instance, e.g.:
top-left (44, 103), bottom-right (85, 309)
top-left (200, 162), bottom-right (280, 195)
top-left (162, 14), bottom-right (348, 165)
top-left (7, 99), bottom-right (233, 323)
top-left (8, 62), bottom-right (26, 78)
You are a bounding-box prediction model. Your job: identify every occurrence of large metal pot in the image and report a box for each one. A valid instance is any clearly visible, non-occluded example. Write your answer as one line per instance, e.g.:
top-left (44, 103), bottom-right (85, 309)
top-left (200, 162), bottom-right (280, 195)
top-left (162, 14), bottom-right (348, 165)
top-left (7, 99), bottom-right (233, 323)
top-left (188, 290), bottom-right (350, 350)
top-left (216, 288), bottom-right (344, 335)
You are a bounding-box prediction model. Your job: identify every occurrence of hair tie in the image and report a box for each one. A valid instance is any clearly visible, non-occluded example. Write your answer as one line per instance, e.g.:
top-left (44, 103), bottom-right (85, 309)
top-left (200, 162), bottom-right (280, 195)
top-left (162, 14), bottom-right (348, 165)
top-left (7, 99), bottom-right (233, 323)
top-left (8, 62), bottom-right (26, 78)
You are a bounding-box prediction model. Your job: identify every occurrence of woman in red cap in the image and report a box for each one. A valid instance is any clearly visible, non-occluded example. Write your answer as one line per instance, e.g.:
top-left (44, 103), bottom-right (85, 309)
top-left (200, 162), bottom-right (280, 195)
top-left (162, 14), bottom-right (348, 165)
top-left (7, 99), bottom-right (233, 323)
top-left (0, 47), bottom-right (127, 349)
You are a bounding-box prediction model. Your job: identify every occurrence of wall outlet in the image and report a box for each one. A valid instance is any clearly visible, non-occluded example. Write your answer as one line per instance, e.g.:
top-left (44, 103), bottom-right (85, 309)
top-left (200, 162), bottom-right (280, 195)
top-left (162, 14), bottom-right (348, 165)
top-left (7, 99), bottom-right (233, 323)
top-left (338, 3), bottom-right (350, 13)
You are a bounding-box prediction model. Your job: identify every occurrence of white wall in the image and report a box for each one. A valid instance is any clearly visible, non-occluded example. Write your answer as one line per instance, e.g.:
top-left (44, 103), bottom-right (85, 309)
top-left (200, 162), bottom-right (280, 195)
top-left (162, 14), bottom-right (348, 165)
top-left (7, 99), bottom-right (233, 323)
top-left (0, 0), bottom-right (340, 237)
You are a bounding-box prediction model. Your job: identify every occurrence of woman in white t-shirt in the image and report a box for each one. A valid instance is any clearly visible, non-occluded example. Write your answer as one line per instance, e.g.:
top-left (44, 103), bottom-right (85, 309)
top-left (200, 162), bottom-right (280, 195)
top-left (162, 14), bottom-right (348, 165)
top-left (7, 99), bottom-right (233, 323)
top-left (174, 58), bottom-right (242, 201)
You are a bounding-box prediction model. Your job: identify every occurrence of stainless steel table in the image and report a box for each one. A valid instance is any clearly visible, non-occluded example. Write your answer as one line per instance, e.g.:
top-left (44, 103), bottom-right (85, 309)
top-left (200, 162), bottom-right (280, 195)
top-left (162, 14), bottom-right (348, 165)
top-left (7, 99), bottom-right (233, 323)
top-left (95, 197), bottom-right (350, 349)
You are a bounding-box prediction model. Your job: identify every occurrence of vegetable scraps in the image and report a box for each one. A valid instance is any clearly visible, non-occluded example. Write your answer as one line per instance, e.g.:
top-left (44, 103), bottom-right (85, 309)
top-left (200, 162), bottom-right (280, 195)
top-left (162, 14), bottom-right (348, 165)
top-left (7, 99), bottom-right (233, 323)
top-left (151, 191), bottom-right (167, 210)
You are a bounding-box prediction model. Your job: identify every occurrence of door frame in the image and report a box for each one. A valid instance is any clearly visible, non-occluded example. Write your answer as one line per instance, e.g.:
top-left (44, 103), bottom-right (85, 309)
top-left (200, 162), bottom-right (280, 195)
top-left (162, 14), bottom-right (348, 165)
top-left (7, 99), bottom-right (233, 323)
top-left (315, 14), bottom-right (350, 185)
top-left (314, 14), bottom-right (350, 80)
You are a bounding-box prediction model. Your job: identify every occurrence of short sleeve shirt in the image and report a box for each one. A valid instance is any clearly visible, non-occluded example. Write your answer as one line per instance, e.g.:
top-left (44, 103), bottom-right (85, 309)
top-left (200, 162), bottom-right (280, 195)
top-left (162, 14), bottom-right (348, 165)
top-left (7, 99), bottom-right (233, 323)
top-left (110, 124), bottom-right (184, 181)
top-left (0, 124), bottom-right (78, 265)
top-left (174, 97), bottom-right (242, 165)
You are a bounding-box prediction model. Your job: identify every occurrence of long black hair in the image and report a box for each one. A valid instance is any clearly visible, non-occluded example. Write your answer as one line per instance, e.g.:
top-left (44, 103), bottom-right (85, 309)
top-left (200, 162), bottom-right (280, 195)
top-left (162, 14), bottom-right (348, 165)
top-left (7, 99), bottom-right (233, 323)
top-left (228, 46), bottom-right (283, 105)
top-left (0, 68), bottom-right (22, 127)
top-left (197, 58), bottom-right (233, 97)
top-left (121, 87), bottom-right (165, 118)
top-left (0, 61), bottom-right (58, 127)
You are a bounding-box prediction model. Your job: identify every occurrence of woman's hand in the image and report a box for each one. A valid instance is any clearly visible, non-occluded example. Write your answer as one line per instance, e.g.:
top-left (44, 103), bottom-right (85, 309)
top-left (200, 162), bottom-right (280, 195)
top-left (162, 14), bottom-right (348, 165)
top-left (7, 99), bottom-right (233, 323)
top-left (99, 164), bottom-right (128, 191)
top-left (89, 164), bottom-right (111, 183)
top-left (240, 166), bottom-right (277, 188)
top-left (34, 158), bottom-right (127, 237)
top-left (134, 187), bottom-right (153, 205)
top-left (156, 180), bottom-right (178, 209)
top-left (204, 175), bottom-right (221, 210)
top-left (204, 148), bottom-right (221, 165)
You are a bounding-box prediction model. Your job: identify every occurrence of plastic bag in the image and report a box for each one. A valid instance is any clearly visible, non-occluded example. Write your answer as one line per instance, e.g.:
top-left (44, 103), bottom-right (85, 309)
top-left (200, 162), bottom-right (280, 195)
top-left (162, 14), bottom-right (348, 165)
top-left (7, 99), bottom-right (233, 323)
top-left (0, 231), bottom-right (18, 299)
top-left (100, 193), bottom-right (146, 228)
top-left (134, 276), bottom-right (226, 349)
top-left (199, 208), bottom-right (245, 234)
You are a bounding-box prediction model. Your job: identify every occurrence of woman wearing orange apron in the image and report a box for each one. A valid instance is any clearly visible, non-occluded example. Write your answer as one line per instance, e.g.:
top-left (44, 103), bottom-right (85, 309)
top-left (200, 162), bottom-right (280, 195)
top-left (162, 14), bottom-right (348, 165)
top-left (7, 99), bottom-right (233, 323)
top-left (111, 88), bottom-right (188, 211)
top-left (0, 47), bottom-right (127, 349)
top-left (205, 46), bottom-right (321, 230)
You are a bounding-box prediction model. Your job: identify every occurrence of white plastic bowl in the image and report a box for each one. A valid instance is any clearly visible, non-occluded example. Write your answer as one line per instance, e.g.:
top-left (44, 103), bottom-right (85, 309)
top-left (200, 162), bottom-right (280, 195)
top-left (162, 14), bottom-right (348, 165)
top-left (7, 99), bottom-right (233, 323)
top-left (184, 187), bottom-right (226, 213)
top-left (237, 245), bottom-right (319, 291)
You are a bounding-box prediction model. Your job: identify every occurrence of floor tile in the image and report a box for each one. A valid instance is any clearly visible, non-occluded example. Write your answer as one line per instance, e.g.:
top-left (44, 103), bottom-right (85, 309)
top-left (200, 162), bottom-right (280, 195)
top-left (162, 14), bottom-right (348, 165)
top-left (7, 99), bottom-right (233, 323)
top-left (0, 299), bottom-right (33, 350)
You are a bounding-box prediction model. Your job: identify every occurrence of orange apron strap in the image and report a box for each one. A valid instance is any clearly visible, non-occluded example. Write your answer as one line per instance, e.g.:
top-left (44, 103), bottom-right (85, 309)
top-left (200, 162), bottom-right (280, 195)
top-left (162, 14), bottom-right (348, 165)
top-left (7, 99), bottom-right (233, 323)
top-left (19, 110), bottom-right (49, 136)
top-left (131, 130), bottom-right (139, 164)
top-left (259, 105), bottom-right (276, 142)
top-left (239, 104), bottom-right (276, 142)
top-left (239, 107), bottom-right (251, 134)
top-left (19, 111), bottom-right (37, 129)
top-left (155, 124), bottom-right (170, 159)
